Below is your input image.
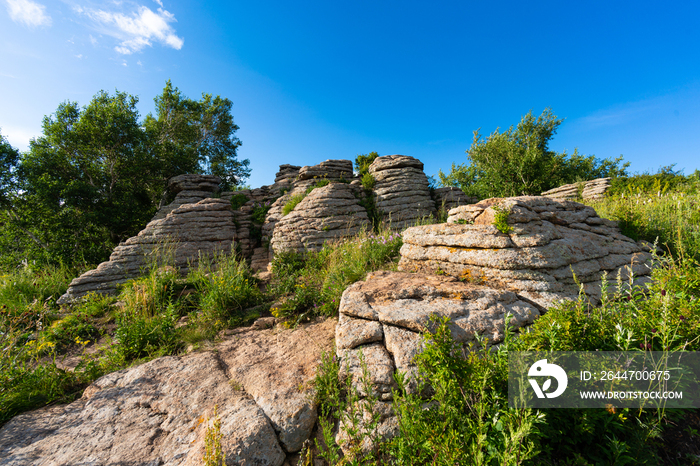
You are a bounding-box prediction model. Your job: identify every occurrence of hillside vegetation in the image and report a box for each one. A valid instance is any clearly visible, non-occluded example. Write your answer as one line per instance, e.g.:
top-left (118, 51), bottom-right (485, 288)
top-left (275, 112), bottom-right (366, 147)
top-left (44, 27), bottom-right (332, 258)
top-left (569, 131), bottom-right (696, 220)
top-left (2, 108), bottom-right (700, 464)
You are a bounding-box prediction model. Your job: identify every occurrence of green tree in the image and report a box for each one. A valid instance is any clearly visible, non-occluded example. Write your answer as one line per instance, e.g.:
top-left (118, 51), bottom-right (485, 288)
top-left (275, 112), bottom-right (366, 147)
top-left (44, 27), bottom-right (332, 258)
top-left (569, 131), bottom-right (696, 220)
top-left (16, 91), bottom-right (155, 264)
top-left (144, 80), bottom-right (249, 189)
top-left (0, 82), bottom-right (251, 267)
top-left (439, 109), bottom-right (629, 198)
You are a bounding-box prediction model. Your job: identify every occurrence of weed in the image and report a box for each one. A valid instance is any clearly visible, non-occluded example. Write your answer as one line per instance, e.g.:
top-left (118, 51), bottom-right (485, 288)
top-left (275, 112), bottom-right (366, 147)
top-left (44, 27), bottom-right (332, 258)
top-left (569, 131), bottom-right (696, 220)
top-left (492, 205), bottom-right (513, 234)
top-left (203, 405), bottom-right (226, 466)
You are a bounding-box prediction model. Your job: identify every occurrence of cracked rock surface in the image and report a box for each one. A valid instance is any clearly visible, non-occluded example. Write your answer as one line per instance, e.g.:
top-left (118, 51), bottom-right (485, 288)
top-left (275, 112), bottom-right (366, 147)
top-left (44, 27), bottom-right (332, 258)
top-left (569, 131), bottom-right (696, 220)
top-left (0, 318), bottom-right (336, 465)
top-left (335, 270), bottom-right (541, 453)
top-left (400, 196), bottom-right (654, 308)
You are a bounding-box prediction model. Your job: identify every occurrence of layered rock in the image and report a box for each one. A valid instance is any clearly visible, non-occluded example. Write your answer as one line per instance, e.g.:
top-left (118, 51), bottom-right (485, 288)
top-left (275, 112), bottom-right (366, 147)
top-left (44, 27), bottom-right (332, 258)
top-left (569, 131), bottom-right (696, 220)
top-left (154, 174), bottom-right (221, 220)
top-left (57, 198), bottom-right (236, 304)
top-left (297, 159), bottom-right (353, 183)
top-left (0, 318), bottom-right (336, 465)
top-left (432, 187), bottom-right (477, 213)
top-left (400, 196), bottom-right (653, 308)
top-left (270, 183), bottom-right (369, 254)
top-left (541, 177), bottom-right (612, 201)
top-left (335, 271), bottom-right (541, 455)
top-left (369, 155), bottom-right (436, 229)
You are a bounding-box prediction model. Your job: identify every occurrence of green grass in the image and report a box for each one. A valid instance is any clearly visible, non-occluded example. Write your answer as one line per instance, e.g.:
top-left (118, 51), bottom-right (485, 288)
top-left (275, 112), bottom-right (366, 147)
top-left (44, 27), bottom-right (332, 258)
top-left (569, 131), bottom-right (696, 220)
top-left (269, 226), bottom-right (403, 324)
top-left (2, 171), bottom-right (700, 462)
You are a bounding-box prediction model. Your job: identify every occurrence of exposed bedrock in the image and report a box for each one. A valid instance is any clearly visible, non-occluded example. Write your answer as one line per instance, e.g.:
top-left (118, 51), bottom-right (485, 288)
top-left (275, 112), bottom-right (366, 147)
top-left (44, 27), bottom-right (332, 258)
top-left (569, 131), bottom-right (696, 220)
top-left (153, 174), bottom-right (222, 220)
top-left (399, 196), bottom-right (654, 308)
top-left (541, 177), bottom-right (612, 201)
top-left (0, 318), bottom-right (336, 465)
top-left (368, 155), bottom-right (436, 229)
top-left (270, 182), bottom-right (370, 254)
top-left (57, 198), bottom-right (236, 305)
top-left (335, 271), bottom-right (541, 455)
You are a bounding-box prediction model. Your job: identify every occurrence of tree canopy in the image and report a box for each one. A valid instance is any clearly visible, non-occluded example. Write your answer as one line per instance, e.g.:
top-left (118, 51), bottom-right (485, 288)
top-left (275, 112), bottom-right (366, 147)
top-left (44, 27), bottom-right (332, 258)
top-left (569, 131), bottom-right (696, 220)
top-left (0, 82), bottom-right (249, 267)
top-left (438, 109), bottom-right (629, 199)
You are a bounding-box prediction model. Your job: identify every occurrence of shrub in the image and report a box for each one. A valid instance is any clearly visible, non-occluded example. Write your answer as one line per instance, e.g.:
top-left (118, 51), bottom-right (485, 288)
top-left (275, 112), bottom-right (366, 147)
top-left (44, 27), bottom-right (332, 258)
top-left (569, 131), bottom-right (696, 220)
top-left (360, 172), bottom-right (375, 191)
top-left (354, 152), bottom-right (379, 177)
top-left (438, 109), bottom-right (629, 198)
top-left (229, 193), bottom-right (248, 210)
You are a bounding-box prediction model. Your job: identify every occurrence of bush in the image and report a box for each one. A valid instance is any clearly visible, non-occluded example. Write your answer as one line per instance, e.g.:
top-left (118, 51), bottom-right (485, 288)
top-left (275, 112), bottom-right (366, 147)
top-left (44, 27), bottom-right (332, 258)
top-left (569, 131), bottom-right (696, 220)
top-left (438, 109), bottom-right (629, 198)
top-left (354, 152), bottom-right (379, 177)
top-left (230, 193), bottom-right (248, 210)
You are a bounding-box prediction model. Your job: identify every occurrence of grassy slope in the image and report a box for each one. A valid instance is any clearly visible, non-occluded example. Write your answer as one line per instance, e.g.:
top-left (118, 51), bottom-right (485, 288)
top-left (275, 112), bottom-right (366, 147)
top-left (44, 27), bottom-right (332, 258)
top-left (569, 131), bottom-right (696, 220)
top-left (1, 177), bottom-right (700, 464)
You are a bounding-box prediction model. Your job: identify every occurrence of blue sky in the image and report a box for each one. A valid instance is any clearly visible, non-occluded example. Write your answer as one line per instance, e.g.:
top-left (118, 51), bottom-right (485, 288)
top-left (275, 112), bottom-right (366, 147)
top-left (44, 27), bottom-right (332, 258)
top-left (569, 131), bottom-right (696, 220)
top-left (1, 0), bottom-right (699, 188)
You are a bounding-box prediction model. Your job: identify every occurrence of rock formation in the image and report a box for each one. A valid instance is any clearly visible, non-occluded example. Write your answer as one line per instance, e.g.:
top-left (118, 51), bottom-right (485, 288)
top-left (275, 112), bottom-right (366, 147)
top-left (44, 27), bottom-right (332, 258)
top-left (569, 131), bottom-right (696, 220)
top-left (432, 186), bottom-right (478, 213)
top-left (334, 271), bottom-right (541, 455)
top-left (270, 183), bottom-right (370, 254)
top-left (368, 155), bottom-right (436, 229)
top-left (57, 197), bottom-right (236, 305)
top-left (0, 318), bottom-right (336, 465)
top-left (541, 177), bottom-right (612, 201)
top-left (154, 174), bottom-right (222, 220)
top-left (399, 196), bottom-right (653, 308)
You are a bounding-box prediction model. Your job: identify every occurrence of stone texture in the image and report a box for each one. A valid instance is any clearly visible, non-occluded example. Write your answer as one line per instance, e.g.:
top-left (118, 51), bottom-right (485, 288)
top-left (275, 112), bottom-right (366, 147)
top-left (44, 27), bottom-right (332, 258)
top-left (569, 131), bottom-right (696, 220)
top-left (335, 270), bottom-right (541, 454)
top-left (0, 352), bottom-right (286, 466)
top-left (154, 174), bottom-right (221, 221)
top-left (270, 183), bottom-right (370, 254)
top-left (57, 198), bottom-right (236, 304)
top-left (369, 155), bottom-right (436, 229)
top-left (541, 177), bottom-right (612, 201)
top-left (217, 318), bottom-right (336, 453)
top-left (297, 159), bottom-right (353, 182)
top-left (432, 187), bottom-right (478, 213)
top-left (399, 196), bottom-right (653, 308)
top-left (0, 318), bottom-right (337, 464)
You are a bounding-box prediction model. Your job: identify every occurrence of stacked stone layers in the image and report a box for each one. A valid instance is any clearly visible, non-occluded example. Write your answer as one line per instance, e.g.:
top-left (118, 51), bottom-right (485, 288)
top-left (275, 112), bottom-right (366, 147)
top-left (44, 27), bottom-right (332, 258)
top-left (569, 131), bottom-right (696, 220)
top-left (541, 177), bottom-right (611, 201)
top-left (297, 159), bottom-right (353, 182)
top-left (335, 271), bottom-right (541, 455)
top-left (57, 198), bottom-right (235, 304)
top-left (153, 174), bottom-right (221, 220)
top-left (432, 187), bottom-right (478, 213)
top-left (369, 155), bottom-right (436, 229)
top-left (399, 196), bottom-right (653, 308)
top-left (270, 183), bottom-right (369, 254)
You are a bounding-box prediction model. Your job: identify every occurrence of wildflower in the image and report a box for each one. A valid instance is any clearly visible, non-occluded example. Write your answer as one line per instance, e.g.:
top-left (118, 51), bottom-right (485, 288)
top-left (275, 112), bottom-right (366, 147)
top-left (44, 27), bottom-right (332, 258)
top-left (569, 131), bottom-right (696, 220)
top-left (661, 289), bottom-right (666, 296)
top-left (680, 315), bottom-right (686, 321)
top-left (651, 328), bottom-right (657, 333)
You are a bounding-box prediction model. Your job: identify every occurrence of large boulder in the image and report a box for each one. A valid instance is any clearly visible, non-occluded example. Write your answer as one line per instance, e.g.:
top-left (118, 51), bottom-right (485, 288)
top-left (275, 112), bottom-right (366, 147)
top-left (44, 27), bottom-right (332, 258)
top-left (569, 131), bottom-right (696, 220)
top-left (270, 183), bottom-right (370, 254)
top-left (399, 196), bottom-right (653, 308)
top-left (0, 318), bottom-right (337, 465)
top-left (57, 198), bottom-right (236, 304)
top-left (335, 271), bottom-right (541, 455)
top-left (368, 155), bottom-right (436, 229)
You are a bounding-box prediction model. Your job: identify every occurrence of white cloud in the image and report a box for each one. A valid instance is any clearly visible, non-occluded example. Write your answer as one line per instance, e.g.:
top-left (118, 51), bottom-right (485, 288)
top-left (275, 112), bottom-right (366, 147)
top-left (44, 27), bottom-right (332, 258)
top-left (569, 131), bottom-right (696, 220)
top-left (75, 53), bottom-right (83, 58)
top-left (79, 5), bottom-right (183, 54)
top-left (4, 0), bottom-right (51, 28)
top-left (89, 34), bottom-right (97, 45)
top-left (153, 0), bottom-right (163, 6)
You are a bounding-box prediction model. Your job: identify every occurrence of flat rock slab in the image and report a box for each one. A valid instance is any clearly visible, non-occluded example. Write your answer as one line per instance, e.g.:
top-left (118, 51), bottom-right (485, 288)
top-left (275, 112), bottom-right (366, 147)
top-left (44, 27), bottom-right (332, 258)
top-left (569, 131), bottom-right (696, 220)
top-left (0, 318), bottom-right (337, 465)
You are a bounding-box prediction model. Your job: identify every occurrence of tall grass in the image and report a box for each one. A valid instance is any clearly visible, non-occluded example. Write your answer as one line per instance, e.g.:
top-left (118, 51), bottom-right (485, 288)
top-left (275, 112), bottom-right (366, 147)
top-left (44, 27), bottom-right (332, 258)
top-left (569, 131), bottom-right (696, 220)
top-left (588, 189), bottom-right (700, 260)
top-left (269, 226), bottom-right (402, 323)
